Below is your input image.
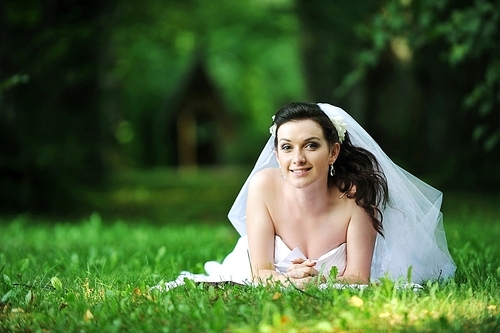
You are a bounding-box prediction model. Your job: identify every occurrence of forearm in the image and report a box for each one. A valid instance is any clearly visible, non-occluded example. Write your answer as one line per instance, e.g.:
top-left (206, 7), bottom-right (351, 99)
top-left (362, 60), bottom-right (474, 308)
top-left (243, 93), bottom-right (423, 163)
top-left (253, 267), bottom-right (326, 288)
top-left (252, 269), bottom-right (288, 285)
top-left (336, 274), bottom-right (370, 285)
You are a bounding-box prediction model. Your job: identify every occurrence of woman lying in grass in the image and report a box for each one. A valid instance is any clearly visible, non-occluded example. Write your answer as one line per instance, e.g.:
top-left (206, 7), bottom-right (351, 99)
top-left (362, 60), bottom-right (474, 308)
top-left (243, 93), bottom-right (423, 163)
top-left (155, 102), bottom-right (456, 290)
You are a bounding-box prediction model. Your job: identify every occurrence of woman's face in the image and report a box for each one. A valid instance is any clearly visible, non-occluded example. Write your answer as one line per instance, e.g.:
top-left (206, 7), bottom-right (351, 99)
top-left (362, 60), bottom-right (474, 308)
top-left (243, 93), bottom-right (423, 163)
top-left (276, 119), bottom-right (338, 189)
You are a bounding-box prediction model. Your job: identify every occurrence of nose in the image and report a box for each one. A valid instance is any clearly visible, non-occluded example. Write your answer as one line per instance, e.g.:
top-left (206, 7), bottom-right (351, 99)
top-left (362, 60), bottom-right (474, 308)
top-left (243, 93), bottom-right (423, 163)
top-left (293, 150), bottom-right (305, 165)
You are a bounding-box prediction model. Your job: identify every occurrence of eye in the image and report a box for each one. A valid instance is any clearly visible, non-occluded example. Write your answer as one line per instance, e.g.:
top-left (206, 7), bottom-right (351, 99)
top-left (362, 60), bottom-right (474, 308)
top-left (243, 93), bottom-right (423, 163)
top-left (280, 144), bottom-right (292, 151)
top-left (305, 142), bottom-right (319, 149)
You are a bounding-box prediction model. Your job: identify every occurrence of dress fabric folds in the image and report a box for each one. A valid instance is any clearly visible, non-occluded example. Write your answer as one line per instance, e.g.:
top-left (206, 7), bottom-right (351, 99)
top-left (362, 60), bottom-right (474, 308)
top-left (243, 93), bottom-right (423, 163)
top-left (157, 103), bottom-right (456, 291)
top-left (159, 235), bottom-right (347, 290)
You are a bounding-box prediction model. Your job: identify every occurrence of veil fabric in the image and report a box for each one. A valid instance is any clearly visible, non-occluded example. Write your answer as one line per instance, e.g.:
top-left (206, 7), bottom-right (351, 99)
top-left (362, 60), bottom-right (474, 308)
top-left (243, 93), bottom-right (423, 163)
top-left (228, 103), bottom-right (456, 283)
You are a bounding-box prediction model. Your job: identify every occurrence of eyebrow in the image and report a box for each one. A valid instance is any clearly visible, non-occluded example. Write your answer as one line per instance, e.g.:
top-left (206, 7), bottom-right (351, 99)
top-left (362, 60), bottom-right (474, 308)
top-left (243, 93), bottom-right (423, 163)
top-left (278, 136), bottom-right (322, 143)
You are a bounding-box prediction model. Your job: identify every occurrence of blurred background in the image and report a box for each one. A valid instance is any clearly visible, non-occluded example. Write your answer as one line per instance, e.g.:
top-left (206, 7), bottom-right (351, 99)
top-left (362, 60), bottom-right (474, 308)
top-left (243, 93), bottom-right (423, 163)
top-left (1, 0), bottom-right (499, 223)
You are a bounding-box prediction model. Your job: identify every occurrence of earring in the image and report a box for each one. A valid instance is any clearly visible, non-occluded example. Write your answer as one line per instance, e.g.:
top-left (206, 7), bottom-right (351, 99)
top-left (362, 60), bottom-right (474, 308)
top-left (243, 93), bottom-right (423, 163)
top-left (329, 163), bottom-right (335, 177)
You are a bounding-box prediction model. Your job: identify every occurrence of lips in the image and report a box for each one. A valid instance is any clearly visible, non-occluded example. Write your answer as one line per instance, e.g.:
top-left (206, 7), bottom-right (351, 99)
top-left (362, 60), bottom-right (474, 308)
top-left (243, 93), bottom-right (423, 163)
top-left (290, 168), bottom-right (312, 174)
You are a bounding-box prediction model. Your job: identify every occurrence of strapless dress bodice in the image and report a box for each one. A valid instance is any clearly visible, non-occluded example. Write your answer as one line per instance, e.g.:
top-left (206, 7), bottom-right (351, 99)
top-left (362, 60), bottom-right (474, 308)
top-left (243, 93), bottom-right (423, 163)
top-left (273, 235), bottom-right (346, 277)
top-left (156, 234), bottom-right (348, 290)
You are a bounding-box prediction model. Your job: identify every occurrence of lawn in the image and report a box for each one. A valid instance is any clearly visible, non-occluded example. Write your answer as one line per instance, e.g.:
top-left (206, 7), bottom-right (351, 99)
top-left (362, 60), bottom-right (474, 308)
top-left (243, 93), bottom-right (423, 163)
top-left (1, 168), bottom-right (499, 332)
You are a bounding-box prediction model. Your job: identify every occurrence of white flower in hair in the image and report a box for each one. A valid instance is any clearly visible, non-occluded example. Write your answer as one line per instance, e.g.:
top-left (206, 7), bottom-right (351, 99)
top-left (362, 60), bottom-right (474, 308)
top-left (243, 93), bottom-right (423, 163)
top-left (269, 115), bottom-right (277, 136)
top-left (329, 115), bottom-right (348, 143)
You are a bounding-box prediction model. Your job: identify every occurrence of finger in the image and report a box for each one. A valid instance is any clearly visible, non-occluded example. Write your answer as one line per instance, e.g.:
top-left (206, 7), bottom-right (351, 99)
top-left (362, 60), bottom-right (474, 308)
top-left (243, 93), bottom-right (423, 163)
top-left (291, 258), bottom-right (316, 266)
top-left (286, 267), bottom-right (319, 279)
top-left (286, 270), bottom-right (304, 278)
top-left (287, 263), bottom-right (310, 273)
top-left (288, 261), bottom-right (316, 273)
top-left (304, 260), bottom-right (317, 267)
top-left (290, 258), bottom-right (305, 265)
top-left (290, 277), bottom-right (316, 290)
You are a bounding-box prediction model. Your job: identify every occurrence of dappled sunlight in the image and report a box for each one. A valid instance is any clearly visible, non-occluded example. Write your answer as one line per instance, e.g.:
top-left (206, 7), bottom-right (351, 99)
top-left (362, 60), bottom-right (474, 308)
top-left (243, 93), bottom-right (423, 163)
top-left (1, 195), bottom-right (499, 331)
top-left (1, 0), bottom-right (500, 331)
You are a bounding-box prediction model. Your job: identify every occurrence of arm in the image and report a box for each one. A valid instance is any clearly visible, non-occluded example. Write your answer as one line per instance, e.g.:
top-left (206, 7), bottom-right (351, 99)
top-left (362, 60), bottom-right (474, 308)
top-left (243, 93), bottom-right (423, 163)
top-left (338, 205), bottom-right (377, 284)
top-left (246, 170), bottom-right (285, 283)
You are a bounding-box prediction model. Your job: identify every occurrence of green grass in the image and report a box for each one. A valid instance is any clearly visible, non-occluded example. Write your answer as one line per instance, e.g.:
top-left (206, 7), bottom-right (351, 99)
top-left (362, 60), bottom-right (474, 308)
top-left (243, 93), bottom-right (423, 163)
top-left (1, 169), bottom-right (499, 332)
top-left (82, 166), bottom-right (250, 224)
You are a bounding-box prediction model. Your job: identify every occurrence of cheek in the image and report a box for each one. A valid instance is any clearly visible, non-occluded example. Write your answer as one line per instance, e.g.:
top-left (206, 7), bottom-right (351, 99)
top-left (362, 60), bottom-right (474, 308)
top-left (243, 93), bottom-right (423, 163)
top-left (316, 155), bottom-right (333, 168)
top-left (275, 152), bottom-right (285, 165)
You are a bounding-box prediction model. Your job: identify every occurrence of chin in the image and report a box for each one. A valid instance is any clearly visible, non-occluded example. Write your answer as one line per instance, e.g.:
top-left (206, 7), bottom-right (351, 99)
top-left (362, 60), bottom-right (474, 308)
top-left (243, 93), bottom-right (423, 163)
top-left (286, 174), bottom-right (326, 189)
top-left (287, 178), bottom-right (313, 189)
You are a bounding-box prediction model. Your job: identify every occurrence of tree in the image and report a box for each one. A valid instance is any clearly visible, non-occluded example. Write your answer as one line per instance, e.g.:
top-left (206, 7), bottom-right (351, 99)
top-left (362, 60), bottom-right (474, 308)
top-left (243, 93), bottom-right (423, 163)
top-left (297, 0), bottom-right (500, 189)
top-left (110, 0), bottom-right (306, 166)
top-left (0, 0), bottom-right (115, 213)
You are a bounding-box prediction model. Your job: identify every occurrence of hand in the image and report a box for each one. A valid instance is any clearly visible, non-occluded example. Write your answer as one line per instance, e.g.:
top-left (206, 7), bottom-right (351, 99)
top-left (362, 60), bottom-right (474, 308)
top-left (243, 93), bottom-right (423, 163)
top-left (284, 258), bottom-right (325, 289)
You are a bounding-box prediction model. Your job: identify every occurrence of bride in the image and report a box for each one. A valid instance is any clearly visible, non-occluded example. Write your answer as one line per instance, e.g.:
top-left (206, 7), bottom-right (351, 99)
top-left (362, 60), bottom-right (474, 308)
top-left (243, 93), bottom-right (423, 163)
top-left (156, 102), bottom-right (456, 290)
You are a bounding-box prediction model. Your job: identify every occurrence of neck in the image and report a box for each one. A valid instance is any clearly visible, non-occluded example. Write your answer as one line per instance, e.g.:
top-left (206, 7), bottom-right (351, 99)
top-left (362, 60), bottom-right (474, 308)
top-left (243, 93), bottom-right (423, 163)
top-left (283, 179), bottom-right (335, 214)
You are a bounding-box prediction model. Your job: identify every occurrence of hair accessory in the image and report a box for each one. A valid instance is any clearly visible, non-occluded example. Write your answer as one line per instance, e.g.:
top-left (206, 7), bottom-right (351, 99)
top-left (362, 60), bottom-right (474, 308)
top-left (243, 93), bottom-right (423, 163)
top-left (329, 115), bottom-right (348, 143)
top-left (269, 115), bottom-right (277, 136)
top-left (228, 102), bottom-right (456, 284)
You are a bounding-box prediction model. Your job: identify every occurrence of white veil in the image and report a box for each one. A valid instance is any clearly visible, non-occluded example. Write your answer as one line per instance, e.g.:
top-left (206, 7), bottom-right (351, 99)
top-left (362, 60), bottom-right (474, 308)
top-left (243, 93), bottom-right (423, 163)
top-left (227, 103), bottom-right (456, 283)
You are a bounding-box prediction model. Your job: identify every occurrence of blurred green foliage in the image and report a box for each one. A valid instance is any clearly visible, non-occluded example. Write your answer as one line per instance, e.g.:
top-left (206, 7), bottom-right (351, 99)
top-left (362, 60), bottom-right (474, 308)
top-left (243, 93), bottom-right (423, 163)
top-left (0, 0), bottom-right (499, 215)
top-left (83, 167), bottom-right (249, 224)
top-left (110, 0), bottom-right (306, 166)
top-left (336, 0), bottom-right (500, 188)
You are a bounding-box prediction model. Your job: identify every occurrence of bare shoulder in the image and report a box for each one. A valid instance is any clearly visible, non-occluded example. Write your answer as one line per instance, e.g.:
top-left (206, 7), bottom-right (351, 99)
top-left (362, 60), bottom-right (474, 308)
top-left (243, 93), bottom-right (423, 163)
top-left (348, 198), bottom-right (376, 236)
top-left (338, 185), bottom-right (370, 224)
top-left (246, 168), bottom-right (280, 230)
top-left (249, 168), bottom-right (280, 191)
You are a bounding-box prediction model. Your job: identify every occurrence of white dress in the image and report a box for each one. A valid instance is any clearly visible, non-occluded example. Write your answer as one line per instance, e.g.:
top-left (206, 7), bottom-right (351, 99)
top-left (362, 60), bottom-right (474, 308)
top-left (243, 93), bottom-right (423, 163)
top-left (155, 103), bottom-right (456, 291)
top-left (159, 235), bottom-right (347, 290)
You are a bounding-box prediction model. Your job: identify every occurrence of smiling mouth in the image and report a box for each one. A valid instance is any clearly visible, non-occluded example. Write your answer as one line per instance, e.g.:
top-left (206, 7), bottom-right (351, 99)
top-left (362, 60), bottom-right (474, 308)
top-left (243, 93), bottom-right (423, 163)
top-left (290, 168), bottom-right (312, 174)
